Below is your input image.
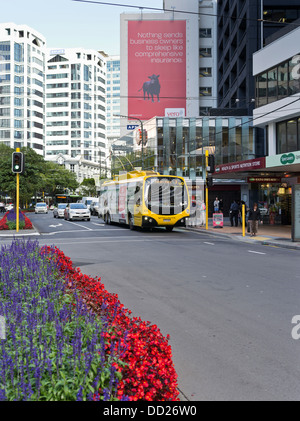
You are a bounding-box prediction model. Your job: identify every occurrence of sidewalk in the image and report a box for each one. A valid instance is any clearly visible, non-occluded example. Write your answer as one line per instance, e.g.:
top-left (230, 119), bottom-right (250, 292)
top-left (185, 217), bottom-right (300, 251)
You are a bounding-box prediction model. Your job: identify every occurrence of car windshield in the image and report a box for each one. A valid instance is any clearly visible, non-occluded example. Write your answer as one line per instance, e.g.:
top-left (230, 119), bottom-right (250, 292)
top-left (36, 203), bottom-right (46, 207)
top-left (58, 204), bottom-right (67, 209)
top-left (70, 203), bottom-right (87, 209)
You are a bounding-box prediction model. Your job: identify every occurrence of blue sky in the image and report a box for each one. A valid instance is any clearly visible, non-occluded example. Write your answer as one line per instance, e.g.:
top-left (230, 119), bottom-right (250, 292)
top-left (3, 0), bottom-right (163, 55)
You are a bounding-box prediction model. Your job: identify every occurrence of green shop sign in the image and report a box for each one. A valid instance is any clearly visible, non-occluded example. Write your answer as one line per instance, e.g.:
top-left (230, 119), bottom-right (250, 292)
top-left (280, 153), bottom-right (295, 165)
top-left (266, 150), bottom-right (300, 168)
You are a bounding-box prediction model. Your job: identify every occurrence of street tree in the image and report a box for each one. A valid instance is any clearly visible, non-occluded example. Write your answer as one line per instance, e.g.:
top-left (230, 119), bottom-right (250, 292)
top-left (79, 178), bottom-right (96, 197)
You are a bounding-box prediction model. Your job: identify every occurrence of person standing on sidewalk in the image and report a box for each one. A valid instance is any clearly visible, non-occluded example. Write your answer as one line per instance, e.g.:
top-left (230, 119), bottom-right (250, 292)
top-left (229, 200), bottom-right (239, 227)
top-left (213, 197), bottom-right (220, 213)
top-left (248, 203), bottom-right (263, 236)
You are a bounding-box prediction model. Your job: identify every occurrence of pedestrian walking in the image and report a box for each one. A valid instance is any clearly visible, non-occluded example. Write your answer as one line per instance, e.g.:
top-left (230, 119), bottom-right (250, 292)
top-left (213, 197), bottom-right (220, 213)
top-left (198, 200), bottom-right (206, 226)
top-left (248, 202), bottom-right (263, 236)
top-left (229, 200), bottom-right (239, 227)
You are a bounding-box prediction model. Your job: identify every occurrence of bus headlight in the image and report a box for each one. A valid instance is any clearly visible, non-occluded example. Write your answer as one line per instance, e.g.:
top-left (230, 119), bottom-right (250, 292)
top-left (144, 217), bottom-right (148, 221)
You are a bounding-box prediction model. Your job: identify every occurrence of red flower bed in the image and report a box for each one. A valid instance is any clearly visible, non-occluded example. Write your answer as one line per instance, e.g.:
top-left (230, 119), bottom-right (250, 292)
top-left (41, 245), bottom-right (179, 401)
top-left (0, 209), bottom-right (33, 230)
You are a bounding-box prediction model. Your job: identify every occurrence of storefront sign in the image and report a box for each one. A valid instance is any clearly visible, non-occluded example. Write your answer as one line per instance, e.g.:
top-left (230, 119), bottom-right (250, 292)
top-left (215, 157), bottom-right (265, 174)
top-left (266, 151), bottom-right (300, 168)
top-left (292, 184), bottom-right (300, 242)
top-left (247, 177), bottom-right (281, 183)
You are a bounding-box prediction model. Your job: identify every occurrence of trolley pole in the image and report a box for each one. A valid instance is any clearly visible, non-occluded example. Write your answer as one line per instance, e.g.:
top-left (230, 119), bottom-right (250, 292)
top-left (205, 150), bottom-right (209, 230)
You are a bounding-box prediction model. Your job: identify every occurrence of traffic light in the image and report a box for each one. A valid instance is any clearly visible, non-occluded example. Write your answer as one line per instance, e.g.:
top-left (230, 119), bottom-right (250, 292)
top-left (207, 154), bottom-right (215, 173)
top-left (207, 174), bottom-right (213, 188)
top-left (12, 152), bottom-right (24, 173)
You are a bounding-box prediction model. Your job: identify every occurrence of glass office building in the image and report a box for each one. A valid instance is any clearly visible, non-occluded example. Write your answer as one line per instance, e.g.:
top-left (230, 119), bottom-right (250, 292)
top-left (139, 116), bottom-right (256, 178)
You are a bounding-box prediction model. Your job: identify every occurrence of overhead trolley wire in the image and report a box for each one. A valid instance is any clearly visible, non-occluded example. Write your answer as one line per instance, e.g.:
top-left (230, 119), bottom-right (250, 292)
top-left (72, 0), bottom-right (300, 29)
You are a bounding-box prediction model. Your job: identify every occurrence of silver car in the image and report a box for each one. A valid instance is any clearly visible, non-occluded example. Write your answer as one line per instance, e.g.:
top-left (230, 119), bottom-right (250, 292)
top-left (64, 203), bottom-right (90, 221)
top-left (53, 203), bottom-right (67, 218)
top-left (35, 202), bottom-right (48, 214)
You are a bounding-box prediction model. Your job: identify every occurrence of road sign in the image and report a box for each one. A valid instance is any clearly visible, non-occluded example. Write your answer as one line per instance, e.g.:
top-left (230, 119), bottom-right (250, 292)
top-left (127, 124), bottom-right (139, 130)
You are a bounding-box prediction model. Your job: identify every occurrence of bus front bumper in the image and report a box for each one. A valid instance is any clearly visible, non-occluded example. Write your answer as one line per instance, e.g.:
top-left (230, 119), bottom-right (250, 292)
top-left (142, 216), bottom-right (187, 228)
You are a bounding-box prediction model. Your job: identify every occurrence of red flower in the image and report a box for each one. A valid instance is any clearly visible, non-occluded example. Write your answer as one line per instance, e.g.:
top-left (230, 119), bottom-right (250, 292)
top-left (40, 245), bottom-right (180, 401)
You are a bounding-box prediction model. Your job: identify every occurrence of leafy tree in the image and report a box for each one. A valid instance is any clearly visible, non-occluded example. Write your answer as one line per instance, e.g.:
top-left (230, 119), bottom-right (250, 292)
top-left (79, 178), bottom-right (96, 197)
top-left (43, 161), bottom-right (79, 197)
top-left (0, 145), bottom-right (79, 207)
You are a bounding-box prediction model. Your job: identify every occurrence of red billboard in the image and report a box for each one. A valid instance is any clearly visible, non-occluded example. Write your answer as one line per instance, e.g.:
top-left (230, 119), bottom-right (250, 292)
top-left (128, 20), bottom-right (186, 121)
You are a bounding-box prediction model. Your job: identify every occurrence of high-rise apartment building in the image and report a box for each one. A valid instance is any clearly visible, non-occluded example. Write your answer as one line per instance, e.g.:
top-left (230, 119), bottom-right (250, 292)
top-left (0, 23), bottom-right (46, 154)
top-left (45, 47), bottom-right (107, 182)
top-left (106, 56), bottom-right (125, 156)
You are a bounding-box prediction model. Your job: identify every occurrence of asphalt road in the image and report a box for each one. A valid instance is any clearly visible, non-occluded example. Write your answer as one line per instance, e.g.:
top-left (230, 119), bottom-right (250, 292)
top-left (2, 212), bottom-right (300, 401)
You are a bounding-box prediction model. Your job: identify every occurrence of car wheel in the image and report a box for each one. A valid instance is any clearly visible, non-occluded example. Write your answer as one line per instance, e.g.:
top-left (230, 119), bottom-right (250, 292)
top-left (53, 213), bottom-right (56, 218)
top-left (87, 218), bottom-right (90, 221)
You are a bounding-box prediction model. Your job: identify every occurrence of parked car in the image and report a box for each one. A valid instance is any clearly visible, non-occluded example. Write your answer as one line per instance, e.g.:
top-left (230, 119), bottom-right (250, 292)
top-left (0, 202), bottom-right (5, 213)
top-left (64, 203), bottom-right (90, 221)
top-left (53, 203), bottom-right (67, 218)
top-left (5, 203), bottom-right (14, 211)
top-left (35, 202), bottom-right (48, 214)
top-left (89, 200), bottom-right (99, 216)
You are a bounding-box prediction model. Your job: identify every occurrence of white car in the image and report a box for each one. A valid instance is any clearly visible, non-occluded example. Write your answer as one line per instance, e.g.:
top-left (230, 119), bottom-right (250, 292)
top-left (35, 202), bottom-right (48, 214)
top-left (53, 203), bottom-right (67, 218)
top-left (64, 203), bottom-right (90, 221)
top-left (90, 200), bottom-right (99, 216)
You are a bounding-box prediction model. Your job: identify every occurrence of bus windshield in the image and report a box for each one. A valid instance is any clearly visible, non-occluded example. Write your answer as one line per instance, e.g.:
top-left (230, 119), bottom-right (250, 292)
top-left (144, 177), bottom-right (189, 215)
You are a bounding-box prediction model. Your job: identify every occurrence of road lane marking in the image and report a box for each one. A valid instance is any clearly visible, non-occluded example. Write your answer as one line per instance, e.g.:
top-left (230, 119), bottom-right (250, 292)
top-left (204, 242), bottom-right (215, 245)
top-left (63, 220), bottom-right (93, 231)
top-left (248, 250), bottom-right (266, 255)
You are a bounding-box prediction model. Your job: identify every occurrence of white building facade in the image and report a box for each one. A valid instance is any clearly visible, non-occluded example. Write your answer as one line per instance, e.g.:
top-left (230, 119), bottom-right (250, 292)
top-left (253, 25), bottom-right (300, 168)
top-left (252, 25), bottom-right (300, 225)
top-left (45, 47), bottom-right (107, 183)
top-left (0, 23), bottom-right (46, 154)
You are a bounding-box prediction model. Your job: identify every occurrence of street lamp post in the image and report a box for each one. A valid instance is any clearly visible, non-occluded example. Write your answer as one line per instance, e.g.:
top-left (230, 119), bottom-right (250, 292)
top-left (113, 114), bottom-right (144, 170)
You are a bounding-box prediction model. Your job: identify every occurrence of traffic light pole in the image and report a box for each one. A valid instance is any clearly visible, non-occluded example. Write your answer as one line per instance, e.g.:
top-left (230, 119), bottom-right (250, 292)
top-left (205, 150), bottom-right (209, 230)
top-left (16, 147), bottom-right (20, 232)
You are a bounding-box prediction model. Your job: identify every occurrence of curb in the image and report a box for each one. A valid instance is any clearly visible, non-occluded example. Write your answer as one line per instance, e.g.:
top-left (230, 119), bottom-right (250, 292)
top-left (184, 227), bottom-right (300, 251)
top-left (0, 224), bottom-right (40, 238)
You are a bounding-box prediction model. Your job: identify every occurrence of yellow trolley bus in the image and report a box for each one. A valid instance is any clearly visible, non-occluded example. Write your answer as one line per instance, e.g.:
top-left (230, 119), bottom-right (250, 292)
top-left (98, 170), bottom-right (190, 231)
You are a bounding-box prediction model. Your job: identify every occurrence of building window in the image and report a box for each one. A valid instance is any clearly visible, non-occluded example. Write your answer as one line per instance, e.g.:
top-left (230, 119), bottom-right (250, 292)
top-left (256, 55), bottom-right (300, 106)
top-left (200, 28), bottom-right (212, 38)
top-left (200, 87), bottom-right (212, 96)
top-left (277, 117), bottom-right (300, 153)
top-left (200, 48), bottom-right (212, 58)
top-left (200, 107), bottom-right (212, 116)
top-left (200, 68), bottom-right (212, 77)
